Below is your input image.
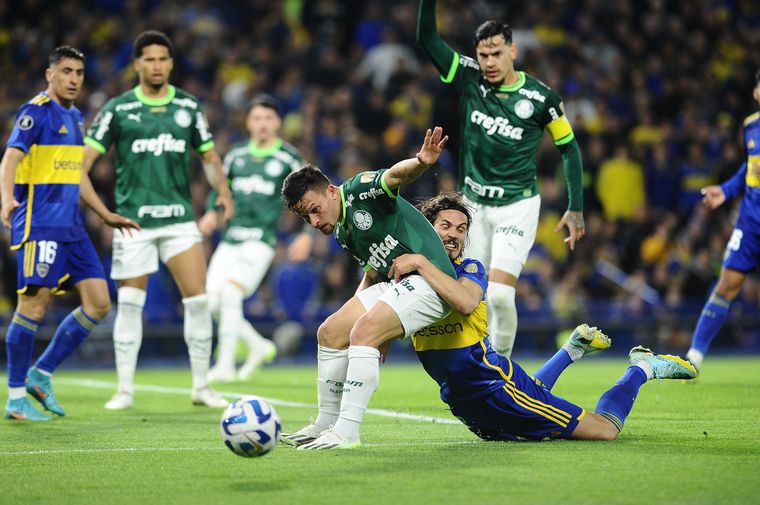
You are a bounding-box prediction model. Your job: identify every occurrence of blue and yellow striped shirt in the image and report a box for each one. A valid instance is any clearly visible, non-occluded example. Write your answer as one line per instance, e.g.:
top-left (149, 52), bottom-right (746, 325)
top-left (6, 92), bottom-right (87, 249)
top-left (412, 257), bottom-right (506, 404)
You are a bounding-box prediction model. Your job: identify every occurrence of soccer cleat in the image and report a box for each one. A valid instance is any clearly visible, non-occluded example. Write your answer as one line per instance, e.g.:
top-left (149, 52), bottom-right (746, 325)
top-left (191, 386), bottom-right (229, 408)
top-left (563, 324), bottom-right (611, 361)
top-left (297, 429), bottom-right (360, 450)
top-left (105, 391), bottom-right (134, 410)
top-left (5, 397), bottom-right (52, 421)
top-left (238, 340), bottom-right (278, 381)
top-left (26, 367), bottom-right (65, 416)
top-left (629, 346), bottom-right (698, 380)
top-left (207, 365), bottom-right (237, 383)
top-left (280, 423), bottom-right (327, 447)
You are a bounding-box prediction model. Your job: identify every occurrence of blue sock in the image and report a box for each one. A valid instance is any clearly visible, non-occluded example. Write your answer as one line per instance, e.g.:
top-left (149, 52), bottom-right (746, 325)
top-left (690, 293), bottom-right (731, 355)
top-left (6, 313), bottom-right (41, 388)
top-left (35, 307), bottom-right (98, 373)
top-left (594, 366), bottom-right (648, 431)
top-left (533, 349), bottom-right (573, 391)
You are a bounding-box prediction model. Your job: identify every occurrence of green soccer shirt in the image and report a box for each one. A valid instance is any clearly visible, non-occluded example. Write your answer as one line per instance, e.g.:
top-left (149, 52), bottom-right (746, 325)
top-left (85, 85), bottom-right (215, 228)
top-left (333, 170), bottom-right (456, 279)
top-left (219, 139), bottom-right (303, 247)
top-left (418, 0), bottom-right (583, 210)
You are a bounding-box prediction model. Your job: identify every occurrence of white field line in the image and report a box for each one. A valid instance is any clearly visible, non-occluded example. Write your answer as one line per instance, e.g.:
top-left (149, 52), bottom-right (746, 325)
top-left (55, 377), bottom-right (460, 425)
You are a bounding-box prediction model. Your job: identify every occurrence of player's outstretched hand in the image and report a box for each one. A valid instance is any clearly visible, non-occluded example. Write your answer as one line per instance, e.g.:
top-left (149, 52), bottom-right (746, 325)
top-left (1, 199), bottom-right (20, 229)
top-left (701, 185), bottom-right (726, 210)
top-left (416, 126), bottom-right (449, 168)
top-left (198, 211), bottom-right (218, 237)
top-left (555, 210), bottom-right (585, 251)
top-left (103, 211), bottom-right (141, 236)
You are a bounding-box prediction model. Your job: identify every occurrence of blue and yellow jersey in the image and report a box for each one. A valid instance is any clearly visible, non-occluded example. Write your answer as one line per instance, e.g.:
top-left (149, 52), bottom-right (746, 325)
top-left (738, 112), bottom-right (760, 222)
top-left (6, 92), bottom-right (87, 250)
top-left (412, 257), bottom-right (506, 404)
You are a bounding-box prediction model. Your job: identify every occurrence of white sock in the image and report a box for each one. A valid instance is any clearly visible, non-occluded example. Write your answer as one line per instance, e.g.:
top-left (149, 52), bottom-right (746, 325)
top-left (635, 360), bottom-right (654, 380)
top-left (113, 287), bottom-right (146, 394)
top-left (332, 345), bottom-right (380, 441)
top-left (216, 284), bottom-right (244, 370)
top-left (183, 294), bottom-right (213, 391)
top-left (685, 348), bottom-right (704, 370)
top-left (8, 387), bottom-right (26, 400)
top-left (314, 345), bottom-right (349, 429)
top-left (240, 319), bottom-right (271, 353)
top-left (487, 283), bottom-right (517, 357)
top-left (36, 368), bottom-right (52, 377)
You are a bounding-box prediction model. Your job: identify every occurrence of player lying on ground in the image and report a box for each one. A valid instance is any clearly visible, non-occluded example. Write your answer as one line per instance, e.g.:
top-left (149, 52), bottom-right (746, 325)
top-left (283, 192), bottom-right (697, 446)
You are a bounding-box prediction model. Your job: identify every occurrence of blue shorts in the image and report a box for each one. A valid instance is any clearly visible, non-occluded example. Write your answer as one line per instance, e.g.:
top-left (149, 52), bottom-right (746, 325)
top-left (449, 357), bottom-right (585, 441)
top-left (723, 212), bottom-right (760, 273)
top-left (16, 237), bottom-right (106, 294)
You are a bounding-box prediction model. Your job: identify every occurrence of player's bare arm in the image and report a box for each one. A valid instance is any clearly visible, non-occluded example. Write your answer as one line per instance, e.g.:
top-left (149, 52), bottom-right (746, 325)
top-left (554, 210), bottom-right (585, 251)
top-left (700, 185), bottom-right (726, 210)
top-left (79, 145), bottom-right (140, 234)
top-left (383, 127), bottom-right (448, 191)
top-left (201, 149), bottom-right (234, 222)
top-left (0, 147), bottom-right (24, 229)
top-left (389, 253), bottom-right (482, 315)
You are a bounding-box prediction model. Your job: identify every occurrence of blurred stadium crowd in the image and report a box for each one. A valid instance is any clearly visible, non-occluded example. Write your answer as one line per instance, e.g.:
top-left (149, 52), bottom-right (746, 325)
top-left (1, 0), bottom-right (760, 356)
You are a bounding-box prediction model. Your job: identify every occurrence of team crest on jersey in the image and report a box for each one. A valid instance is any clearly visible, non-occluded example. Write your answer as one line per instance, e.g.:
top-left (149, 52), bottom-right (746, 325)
top-left (360, 172), bottom-right (375, 183)
top-left (749, 139), bottom-right (756, 149)
top-left (36, 263), bottom-right (49, 278)
top-left (514, 99), bottom-right (534, 119)
top-left (17, 115), bottom-right (34, 130)
top-left (465, 263), bottom-right (479, 274)
top-left (352, 210), bottom-right (373, 230)
top-left (173, 109), bottom-right (192, 128)
top-left (265, 159), bottom-right (283, 177)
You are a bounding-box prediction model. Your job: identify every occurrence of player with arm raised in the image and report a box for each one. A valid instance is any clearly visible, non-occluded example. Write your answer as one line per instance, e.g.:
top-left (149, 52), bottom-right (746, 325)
top-left (1, 46), bottom-right (137, 421)
top-left (200, 94), bottom-right (306, 382)
top-left (417, 0), bottom-right (585, 357)
top-left (685, 70), bottom-right (760, 371)
top-left (83, 31), bottom-right (233, 410)
top-left (281, 127), bottom-right (453, 449)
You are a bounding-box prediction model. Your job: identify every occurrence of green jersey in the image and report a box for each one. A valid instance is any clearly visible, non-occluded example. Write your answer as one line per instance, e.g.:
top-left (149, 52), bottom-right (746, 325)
top-left (334, 170), bottom-right (456, 279)
top-left (85, 85), bottom-right (215, 228)
top-left (218, 139), bottom-right (303, 247)
top-left (417, 0), bottom-right (583, 210)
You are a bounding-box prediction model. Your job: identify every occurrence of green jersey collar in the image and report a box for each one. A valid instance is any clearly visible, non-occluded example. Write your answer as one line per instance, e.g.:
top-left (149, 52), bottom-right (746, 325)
top-left (134, 85), bottom-right (176, 106)
top-left (248, 138), bottom-right (283, 158)
top-left (338, 185), bottom-right (347, 226)
top-left (497, 71), bottom-right (526, 92)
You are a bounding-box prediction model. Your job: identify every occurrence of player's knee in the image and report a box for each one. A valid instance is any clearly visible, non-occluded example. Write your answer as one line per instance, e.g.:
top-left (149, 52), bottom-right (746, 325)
top-left (349, 315), bottom-right (385, 347)
top-left (84, 298), bottom-right (111, 321)
top-left (317, 318), bottom-right (349, 349)
top-left (487, 283), bottom-right (516, 309)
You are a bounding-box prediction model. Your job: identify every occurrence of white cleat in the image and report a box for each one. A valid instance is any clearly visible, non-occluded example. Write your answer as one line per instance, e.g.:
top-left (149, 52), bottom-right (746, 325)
top-left (207, 366), bottom-right (236, 383)
top-left (297, 429), bottom-right (360, 450)
top-left (238, 341), bottom-right (278, 381)
top-left (105, 391), bottom-right (134, 410)
top-left (191, 386), bottom-right (229, 408)
top-left (280, 423), bottom-right (327, 447)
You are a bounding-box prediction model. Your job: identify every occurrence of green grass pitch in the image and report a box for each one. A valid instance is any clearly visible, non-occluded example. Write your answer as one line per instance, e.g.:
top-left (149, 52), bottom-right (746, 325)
top-left (1, 357), bottom-right (759, 505)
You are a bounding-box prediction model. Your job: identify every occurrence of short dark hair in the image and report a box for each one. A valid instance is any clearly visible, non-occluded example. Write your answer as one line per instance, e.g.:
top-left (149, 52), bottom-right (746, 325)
top-left (418, 191), bottom-right (472, 229)
top-left (133, 30), bottom-right (174, 59)
top-left (49, 45), bottom-right (85, 67)
top-left (474, 20), bottom-right (512, 46)
top-left (282, 164), bottom-right (331, 210)
top-left (249, 93), bottom-right (280, 115)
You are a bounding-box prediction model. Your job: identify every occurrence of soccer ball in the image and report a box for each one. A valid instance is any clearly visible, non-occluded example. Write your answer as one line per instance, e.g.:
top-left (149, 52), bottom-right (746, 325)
top-left (220, 395), bottom-right (281, 457)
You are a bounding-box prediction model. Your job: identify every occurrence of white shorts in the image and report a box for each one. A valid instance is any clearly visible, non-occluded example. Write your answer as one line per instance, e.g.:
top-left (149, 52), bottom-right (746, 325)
top-left (356, 274), bottom-right (451, 339)
top-left (206, 240), bottom-right (276, 298)
top-left (464, 194), bottom-right (540, 277)
top-left (111, 221), bottom-right (202, 280)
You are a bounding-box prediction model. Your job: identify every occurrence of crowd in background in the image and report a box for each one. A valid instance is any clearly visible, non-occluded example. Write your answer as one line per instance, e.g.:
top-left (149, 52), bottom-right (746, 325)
top-left (1, 0), bottom-right (760, 355)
